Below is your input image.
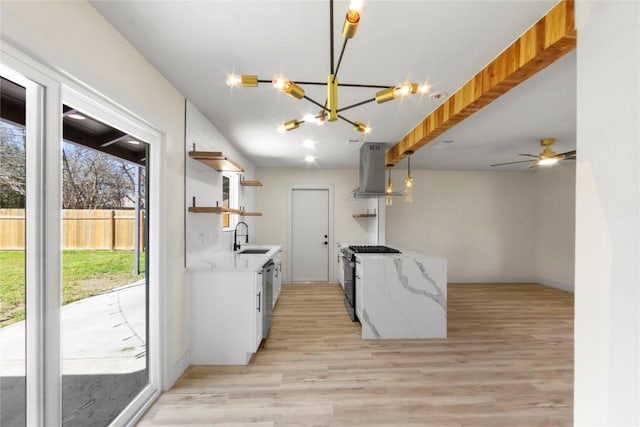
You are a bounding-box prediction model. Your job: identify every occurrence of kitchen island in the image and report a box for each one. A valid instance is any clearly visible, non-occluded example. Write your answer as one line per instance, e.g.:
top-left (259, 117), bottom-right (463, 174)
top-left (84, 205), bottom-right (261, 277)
top-left (348, 245), bottom-right (447, 339)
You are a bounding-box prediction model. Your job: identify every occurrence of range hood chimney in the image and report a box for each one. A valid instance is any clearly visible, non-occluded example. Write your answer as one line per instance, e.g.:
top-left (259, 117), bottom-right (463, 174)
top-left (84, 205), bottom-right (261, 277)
top-left (353, 142), bottom-right (387, 198)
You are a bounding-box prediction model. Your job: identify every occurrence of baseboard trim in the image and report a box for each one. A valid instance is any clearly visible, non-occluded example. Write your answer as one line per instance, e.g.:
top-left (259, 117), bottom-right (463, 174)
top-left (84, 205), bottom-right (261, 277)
top-left (165, 350), bottom-right (190, 390)
top-left (450, 277), bottom-right (574, 293)
top-left (535, 278), bottom-right (574, 292)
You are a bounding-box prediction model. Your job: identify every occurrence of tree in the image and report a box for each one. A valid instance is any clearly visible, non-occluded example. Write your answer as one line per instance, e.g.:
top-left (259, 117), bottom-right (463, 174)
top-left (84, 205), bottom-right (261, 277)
top-left (0, 121), bottom-right (26, 208)
top-left (0, 120), bottom-right (145, 210)
top-left (62, 142), bottom-right (145, 209)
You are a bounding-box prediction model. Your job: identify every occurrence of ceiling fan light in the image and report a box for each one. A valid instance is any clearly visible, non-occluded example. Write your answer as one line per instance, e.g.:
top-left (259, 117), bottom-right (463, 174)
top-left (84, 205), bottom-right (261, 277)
top-left (538, 157), bottom-right (559, 166)
top-left (353, 121), bottom-right (371, 134)
top-left (277, 119), bottom-right (300, 133)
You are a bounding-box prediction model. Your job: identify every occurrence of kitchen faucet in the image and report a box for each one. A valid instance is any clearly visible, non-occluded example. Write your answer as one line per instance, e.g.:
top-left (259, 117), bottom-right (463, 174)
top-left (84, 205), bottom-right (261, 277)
top-left (233, 221), bottom-right (249, 251)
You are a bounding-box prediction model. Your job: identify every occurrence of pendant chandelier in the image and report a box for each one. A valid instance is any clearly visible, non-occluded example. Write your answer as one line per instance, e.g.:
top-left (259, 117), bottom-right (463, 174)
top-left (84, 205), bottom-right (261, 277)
top-left (226, 0), bottom-right (437, 135)
top-left (385, 164), bottom-right (394, 206)
top-left (404, 151), bottom-right (414, 203)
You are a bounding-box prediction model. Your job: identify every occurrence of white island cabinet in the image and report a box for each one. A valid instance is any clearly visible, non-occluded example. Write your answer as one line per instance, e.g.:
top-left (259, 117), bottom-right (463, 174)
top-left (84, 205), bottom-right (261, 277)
top-left (355, 250), bottom-right (447, 340)
top-left (188, 245), bottom-right (280, 365)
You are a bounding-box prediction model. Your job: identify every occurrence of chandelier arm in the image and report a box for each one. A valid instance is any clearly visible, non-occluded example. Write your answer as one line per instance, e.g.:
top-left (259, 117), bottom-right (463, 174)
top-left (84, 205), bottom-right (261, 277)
top-left (330, 0), bottom-right (335, 74)
top-left (332, 39), bottom-right (349, 83)
top-left (291, 81), bottom-right (329, 86)
top-left (337, 98), bottom-right (376, 113)
top-left (337, 114), bottom-right (357, 127)
top-left (303, 95), bottom-right (330, 112)
top-left (258, 79), bottom-right (394, 89)
top-left (337, 83), bottom-right (396, 89)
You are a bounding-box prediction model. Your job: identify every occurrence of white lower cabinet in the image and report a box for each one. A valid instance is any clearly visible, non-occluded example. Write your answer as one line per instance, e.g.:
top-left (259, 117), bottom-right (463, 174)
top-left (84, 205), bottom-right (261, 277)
top-left (189, 269), bottom-right (263, 365)
top-left (253, 274), bottom-right (263, 351)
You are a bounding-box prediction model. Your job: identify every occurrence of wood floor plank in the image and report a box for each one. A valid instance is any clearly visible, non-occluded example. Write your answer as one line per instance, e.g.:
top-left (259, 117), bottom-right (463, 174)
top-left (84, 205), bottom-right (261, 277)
top-left (138, 283), bottom-right (573, 426)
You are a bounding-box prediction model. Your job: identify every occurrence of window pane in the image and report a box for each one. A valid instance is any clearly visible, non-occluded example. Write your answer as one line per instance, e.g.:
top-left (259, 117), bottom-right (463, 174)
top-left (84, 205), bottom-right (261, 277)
top-left (0, 77), bottom-right (27, 426)
top-left (60, 106), bottom-right (148, 426)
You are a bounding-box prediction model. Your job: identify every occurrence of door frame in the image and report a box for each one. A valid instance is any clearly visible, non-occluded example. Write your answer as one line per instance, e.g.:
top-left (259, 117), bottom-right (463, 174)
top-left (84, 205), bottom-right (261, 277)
top-left (1, 40), bottom-right (165, 426)
top-left (287, 184), bottom-right (334, 284)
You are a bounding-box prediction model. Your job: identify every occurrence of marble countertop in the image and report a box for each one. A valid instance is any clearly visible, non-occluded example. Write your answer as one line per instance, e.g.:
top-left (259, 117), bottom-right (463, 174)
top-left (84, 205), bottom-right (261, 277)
top-left (187, 245), bottom-right (282, 272)
top-left (338, 242), bottom-right (445, 263)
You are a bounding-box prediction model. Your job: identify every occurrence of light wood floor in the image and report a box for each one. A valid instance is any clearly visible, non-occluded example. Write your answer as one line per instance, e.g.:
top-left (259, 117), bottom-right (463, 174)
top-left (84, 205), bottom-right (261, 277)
top-left (139, 283), bottom-right (573, 426)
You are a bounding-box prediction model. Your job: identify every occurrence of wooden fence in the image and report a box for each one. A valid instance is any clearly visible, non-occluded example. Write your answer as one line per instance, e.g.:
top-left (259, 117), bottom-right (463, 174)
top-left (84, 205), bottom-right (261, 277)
top-left (0, 209), bottom-right (145, 250)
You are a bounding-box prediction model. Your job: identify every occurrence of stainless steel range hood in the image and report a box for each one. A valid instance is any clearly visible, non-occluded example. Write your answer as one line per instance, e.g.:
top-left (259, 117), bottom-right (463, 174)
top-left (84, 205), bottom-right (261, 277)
top-left (353, 142), bottom-right (391, 198)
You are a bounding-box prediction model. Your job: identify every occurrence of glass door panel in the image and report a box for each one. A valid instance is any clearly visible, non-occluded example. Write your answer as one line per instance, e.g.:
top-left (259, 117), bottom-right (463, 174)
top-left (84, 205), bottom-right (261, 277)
top-left (60, 106), bottom-right (148, 426)
top-left (0, 77), bottom-right (27, 426)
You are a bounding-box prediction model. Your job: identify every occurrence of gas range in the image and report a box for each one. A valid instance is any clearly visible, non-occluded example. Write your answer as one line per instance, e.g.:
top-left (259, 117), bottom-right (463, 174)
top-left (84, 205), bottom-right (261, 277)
top-left (348, 245), bottom-right (401, 254)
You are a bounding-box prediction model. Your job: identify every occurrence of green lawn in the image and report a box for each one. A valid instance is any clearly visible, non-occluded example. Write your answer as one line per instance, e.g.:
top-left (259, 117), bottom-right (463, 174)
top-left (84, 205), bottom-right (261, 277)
top-left (0, 250), bottom-right (145, 326)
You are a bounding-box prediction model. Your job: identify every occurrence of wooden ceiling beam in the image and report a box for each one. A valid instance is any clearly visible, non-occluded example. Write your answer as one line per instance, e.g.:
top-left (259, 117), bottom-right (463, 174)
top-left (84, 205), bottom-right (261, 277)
top-left (385, 0), bottom-right (576, 166)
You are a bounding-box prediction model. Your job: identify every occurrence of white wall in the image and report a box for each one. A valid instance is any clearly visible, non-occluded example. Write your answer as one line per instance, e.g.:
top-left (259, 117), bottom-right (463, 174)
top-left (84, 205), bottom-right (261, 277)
top-left (386, 170), bottom-right (538, 283)
top-left (185, 101), bottom-right (256, 263)
top-left (0, 1), bottom-right (187, 387)
top-left (575, 1), bottom-right (640, 424)
top-left (255, 168), bottom-right (376, 283)
top-left (258, 167), bottom-right (576, 287)
top-left (533, 164), bottom-right (575, 291)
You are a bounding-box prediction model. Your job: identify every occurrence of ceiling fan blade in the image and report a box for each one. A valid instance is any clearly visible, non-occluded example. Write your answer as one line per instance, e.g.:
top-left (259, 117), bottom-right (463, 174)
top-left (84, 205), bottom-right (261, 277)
top-left (490, 159), bottom-right (537, 167)
top-left (528, 163), bottom-right (539, 169)
top-left (557, 150), bottom-right (577, 158)
top-left (518, 154), bottom-right (539, 158)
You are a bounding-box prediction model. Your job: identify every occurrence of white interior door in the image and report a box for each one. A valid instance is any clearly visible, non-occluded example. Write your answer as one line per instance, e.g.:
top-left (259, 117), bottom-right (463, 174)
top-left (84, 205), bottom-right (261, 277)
top-left (291, 189), bottom-right (330, 282)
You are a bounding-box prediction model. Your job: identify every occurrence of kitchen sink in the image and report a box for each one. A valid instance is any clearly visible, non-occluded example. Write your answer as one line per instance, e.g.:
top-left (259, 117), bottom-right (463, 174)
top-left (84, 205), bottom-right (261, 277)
top-left (238, 249), bottom-right (270, 254)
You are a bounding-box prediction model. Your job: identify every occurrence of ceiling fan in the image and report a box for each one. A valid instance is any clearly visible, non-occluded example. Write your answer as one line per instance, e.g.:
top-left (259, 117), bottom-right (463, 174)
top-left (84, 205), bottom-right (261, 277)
top-left (490, 138), bottom-right (576, 168)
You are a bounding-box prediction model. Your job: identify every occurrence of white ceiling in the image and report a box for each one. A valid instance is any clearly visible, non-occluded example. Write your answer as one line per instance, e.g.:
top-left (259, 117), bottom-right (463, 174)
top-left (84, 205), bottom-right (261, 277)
top-left (90, 0), bottom-right (576, 171)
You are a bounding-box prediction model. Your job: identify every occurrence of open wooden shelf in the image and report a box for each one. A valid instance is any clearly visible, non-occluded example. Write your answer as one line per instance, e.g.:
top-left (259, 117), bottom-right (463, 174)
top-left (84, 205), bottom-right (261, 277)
top-left (189, 151), bottom-right (245, 173)
top-left (352, 213), bottom-right (377, 218)
top-left (240, 179), bottom-right (262, 187)
top-left (188, 206), bottom-right (262, 216)
top-left (189, 206), bottom-right (239, 214)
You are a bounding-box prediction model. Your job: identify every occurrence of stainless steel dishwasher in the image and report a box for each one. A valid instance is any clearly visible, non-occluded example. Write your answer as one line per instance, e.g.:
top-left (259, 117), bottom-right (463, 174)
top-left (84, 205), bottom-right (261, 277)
top-left (261, 260), bottom-right (275, 338)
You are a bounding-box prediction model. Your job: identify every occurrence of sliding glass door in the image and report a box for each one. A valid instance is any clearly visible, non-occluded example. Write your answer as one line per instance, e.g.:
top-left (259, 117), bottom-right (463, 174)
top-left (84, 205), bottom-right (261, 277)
top-left (1, 47), bottom-right (161, 426)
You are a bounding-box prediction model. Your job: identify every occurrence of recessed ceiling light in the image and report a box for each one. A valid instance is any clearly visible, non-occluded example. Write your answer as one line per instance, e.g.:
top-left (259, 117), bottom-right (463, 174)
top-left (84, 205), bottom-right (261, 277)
top-left (127, 140), bottom-right (140, 145)
top-left (67, 113), bottom-right (86, 120)
top-left (304, 155), bottom-right (316, 162)
top-left (302, 139), bottom-right (315, 148)
top-left (429, 91), bottom-right (447, 100)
